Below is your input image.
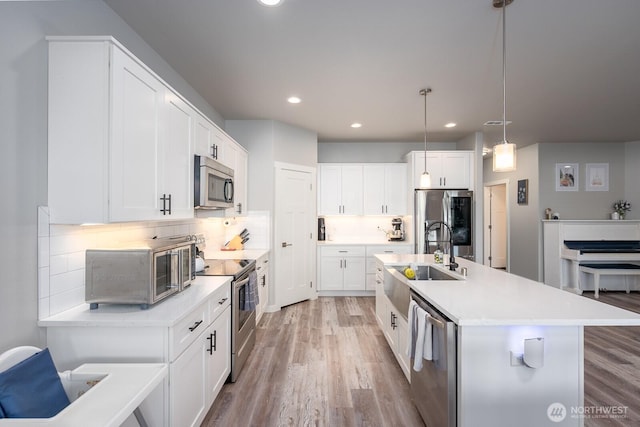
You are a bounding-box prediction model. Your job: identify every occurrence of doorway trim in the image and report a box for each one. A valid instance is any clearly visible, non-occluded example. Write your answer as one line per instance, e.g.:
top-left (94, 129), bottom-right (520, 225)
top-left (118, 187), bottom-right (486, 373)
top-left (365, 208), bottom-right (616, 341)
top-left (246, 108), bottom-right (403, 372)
top-left (271, 161), bottom-right (317, 311)
top-left (483, 178), bottom-right (511, 272)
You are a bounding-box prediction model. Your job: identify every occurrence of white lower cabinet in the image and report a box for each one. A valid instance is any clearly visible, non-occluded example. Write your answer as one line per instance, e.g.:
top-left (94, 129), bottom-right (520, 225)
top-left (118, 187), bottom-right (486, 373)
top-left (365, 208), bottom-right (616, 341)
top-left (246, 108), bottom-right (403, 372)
top-left (43, 281), bottom-right (231, 427)
top-left (318, 246), bottom-right (366, 291)
top-left (171, 304), bottom-right (230, 427)
top-left (375, 259), bottom-right (410, 381)
top-left (256, 253), bottom-right (270, 321)
top-left (365, 245), bottom-right (412, 291)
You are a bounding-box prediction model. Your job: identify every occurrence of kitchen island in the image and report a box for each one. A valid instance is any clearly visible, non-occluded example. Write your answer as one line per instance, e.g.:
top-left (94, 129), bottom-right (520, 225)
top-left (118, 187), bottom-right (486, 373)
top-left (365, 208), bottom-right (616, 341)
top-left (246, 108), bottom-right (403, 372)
top-left (375, 254), bottom-right (640, 427)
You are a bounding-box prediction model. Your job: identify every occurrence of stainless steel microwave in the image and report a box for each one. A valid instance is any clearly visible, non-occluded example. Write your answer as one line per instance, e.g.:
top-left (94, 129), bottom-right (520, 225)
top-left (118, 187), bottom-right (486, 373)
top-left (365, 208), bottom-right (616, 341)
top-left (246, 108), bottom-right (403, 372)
top-left (85, 239), bottom-right (195, 310)
top-left (194, 155), bottom-right (234, 209)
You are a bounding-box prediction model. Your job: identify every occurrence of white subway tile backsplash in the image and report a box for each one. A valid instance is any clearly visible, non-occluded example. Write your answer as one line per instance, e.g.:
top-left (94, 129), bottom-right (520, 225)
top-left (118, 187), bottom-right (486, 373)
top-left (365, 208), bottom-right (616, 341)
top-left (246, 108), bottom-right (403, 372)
top-left (50, 269), bottom-right (85, 296)
top-left (39, 214), bottom-right (237, 318)
top-left (49, 287), bottom-right (84, 315)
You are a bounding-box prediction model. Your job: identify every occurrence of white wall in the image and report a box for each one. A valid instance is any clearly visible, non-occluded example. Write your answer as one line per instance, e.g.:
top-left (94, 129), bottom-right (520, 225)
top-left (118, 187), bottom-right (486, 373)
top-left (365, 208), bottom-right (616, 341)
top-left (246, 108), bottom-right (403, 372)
top-left (538, 142), bottom-right (626, 220)
top-left (0, 1), bottom-right (224, 352)
top-left (484, 144), bottom-right (540, 281)
top-left (318, 141), bottom-right (455, 163)
top-left (625, 141), bottom-right (640, 220)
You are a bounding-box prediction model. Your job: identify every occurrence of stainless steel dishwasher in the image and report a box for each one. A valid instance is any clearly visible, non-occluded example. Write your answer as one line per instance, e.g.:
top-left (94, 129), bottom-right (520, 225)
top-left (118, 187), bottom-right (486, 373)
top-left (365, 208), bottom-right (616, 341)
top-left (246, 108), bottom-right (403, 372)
top-left (410, 289), bottom-right (457, 427)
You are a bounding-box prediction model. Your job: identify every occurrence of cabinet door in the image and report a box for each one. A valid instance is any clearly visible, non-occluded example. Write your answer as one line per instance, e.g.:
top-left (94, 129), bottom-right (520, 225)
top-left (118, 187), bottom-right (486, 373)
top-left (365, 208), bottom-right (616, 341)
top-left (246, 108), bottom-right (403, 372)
top-left (395, 314), bottom-right (411, 380)
top-left (375, 274), bottom-right (386, 327)
top-left (441, 152), bottom-right (470, 189)
top-left (110, 48), bottom-right (165, 221)
top-left (318, 165), bottom-right (342, 215)
top-left (194, 114), bottom-right (215, 158)
top-left (224, 141), bottom-right (248, 216)
top-left (161, 91), bottom-right (194, 219)
top-left (170, 326), bottom-right (208, 427)
top-left (384, 164), bottom-right (407, 215)
top-left (206, 306), bottom-right (231, 407)
top-left (340, 165), bottom-right (363, 215)
top-left (363, 164), bottom-right (386, 215)
top-left (211, 126), bottom-right (226, 163)
top-left (319, 256), bottom-right (345, 290)
top-left (343, 257), bottom-right (366, 291)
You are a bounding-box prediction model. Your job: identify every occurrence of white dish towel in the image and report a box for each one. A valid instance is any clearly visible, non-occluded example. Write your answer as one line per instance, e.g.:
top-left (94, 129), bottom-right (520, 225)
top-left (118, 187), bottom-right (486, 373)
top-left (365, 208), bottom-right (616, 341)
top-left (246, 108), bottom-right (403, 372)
top-left (406, 300), bottom-right (433, 371)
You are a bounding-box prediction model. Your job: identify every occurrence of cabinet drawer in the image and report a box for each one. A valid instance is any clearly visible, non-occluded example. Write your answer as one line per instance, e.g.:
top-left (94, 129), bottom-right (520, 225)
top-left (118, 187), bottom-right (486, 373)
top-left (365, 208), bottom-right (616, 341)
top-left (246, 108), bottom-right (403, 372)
top-left (170, 302), bottom-right (209, 361)
top-left (209, 281), bottom-right (231, 322)
top-left (320, 245), bottom-right (365, 257)
top-left (365, 245), bottom-right (412, 257)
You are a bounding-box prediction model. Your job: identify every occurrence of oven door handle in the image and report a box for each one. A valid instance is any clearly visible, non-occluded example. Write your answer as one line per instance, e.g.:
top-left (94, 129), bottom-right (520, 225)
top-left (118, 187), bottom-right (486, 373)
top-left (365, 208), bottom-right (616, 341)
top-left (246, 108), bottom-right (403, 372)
top-left (234, 276), bottom-right (251, 288)
top-left (427, 315), bottom-right (446, 329)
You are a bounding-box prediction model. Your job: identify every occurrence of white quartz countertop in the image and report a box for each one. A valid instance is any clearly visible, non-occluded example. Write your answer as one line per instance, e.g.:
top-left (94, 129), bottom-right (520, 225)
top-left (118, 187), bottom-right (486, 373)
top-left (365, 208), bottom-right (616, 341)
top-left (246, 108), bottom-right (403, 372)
top-left (38, 276), bottom-right (231, 327)
top-left (376, 254), bottom-right (640, 327)
top-left (318, 240), bottom-right (411, 246)
top-left (204, 248), bottom-right (269, 260)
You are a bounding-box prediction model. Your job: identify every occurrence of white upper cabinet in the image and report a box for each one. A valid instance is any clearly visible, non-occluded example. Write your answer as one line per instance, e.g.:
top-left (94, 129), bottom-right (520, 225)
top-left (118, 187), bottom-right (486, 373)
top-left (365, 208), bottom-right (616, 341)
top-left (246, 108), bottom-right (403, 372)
top-left (407, 151), bottom-right (473, 190)
top-left (48, 36), bottom-right (195, 223)
top-left (223, 140), bottom-right (248, 216)
top-left (363, 164), bottom-right (407, 215)
top-left (318, 164), bottom-right (363, 215)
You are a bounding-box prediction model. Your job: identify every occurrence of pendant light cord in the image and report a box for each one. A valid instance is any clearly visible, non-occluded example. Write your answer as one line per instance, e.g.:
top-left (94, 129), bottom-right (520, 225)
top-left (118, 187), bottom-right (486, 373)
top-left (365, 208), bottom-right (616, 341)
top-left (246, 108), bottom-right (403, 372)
top-left (420, 88), bottom-right (432, 173)
top-left (502, 0), bottom-right (507, 145)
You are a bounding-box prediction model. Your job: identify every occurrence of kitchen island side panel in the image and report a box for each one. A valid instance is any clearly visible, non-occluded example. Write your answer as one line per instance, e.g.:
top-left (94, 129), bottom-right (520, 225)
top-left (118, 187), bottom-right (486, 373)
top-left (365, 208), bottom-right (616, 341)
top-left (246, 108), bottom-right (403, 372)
top-left (458, 325), bottom-right (583, 427)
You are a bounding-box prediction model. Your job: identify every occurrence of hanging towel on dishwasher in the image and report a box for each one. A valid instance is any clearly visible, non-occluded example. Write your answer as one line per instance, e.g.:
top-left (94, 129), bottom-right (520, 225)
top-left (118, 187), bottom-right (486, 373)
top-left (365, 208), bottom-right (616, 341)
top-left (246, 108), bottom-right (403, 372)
top-left (406, 301), bottom-right (433, 371)
top-left (241, 271), bottom-right (259, 311)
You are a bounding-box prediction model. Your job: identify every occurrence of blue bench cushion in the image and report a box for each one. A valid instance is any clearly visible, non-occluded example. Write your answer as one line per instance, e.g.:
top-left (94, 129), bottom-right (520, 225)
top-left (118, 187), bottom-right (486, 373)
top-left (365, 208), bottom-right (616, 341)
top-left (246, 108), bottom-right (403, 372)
top-left (0, 348), bottom-right (70, 418)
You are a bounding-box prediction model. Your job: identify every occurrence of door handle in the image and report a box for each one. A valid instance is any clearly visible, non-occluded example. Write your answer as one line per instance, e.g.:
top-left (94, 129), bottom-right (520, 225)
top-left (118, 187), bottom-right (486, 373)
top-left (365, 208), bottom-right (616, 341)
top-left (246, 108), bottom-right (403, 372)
top-left (281, 242), bottom-right (293, 247)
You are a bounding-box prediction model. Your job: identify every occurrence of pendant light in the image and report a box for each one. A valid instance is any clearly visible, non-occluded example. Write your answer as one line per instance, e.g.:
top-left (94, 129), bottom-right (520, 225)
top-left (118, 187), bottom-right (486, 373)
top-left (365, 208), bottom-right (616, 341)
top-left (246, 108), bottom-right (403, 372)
top-left (419, 88), bottom-right (432, 188)
top-left (492, 0), bottom-right (516, 172)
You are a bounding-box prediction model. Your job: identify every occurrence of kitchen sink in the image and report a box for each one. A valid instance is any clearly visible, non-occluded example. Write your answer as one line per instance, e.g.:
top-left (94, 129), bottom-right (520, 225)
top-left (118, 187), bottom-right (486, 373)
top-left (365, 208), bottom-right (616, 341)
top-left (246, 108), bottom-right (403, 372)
top-left (392, 265), bottom-right (460, 281)
top-left (384, 264), bottom-right (462, 321)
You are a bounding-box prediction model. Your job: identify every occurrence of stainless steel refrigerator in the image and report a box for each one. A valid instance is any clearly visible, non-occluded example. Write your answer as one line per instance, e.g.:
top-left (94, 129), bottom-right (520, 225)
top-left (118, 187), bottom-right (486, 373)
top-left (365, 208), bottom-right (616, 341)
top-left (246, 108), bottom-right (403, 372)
top-left (414, 189), bottom-right (474, 260)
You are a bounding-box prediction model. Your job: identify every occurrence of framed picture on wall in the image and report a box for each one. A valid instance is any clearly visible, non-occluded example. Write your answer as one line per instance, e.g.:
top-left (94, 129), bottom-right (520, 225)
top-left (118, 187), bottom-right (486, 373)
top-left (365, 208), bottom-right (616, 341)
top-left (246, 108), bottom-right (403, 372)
top-left (585, 163), bottom-right (609, 191)
top-left (517, 179), bottom-right (528, 205)
top-left (555, 163), bottom-right (579, 191)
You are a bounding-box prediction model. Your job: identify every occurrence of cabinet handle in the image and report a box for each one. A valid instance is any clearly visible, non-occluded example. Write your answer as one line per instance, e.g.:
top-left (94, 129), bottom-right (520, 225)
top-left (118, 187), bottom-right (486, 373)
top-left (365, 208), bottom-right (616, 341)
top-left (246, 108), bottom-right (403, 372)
top-left (381, 205), bottom-right (385, 214)
top-left (207, 331), bottom-right (217, 354)
top-left (344, 259), bottom-right (347, 268)
top-left (212, 144), bottom-right (218, 159)
top-left (218, 297), bottom-right (228, 305)
top-left (189, 320), bottom-right (203, 332)
top-left (236, 202), bottom-right (242, 214)
top-left (160, 194), bottom-right (172, 215)
top-left (339, 259), bottom-right (343, 268)
top-left (443, 177), bottom-right (446, 186)
top-left (261, 275), bottom-right (266, 287)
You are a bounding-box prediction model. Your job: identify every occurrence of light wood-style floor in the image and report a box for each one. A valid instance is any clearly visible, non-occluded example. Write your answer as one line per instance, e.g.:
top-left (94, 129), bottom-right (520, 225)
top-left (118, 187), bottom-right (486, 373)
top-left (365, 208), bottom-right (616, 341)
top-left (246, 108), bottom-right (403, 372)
top-left (203, 293), bottom-right (640, 427)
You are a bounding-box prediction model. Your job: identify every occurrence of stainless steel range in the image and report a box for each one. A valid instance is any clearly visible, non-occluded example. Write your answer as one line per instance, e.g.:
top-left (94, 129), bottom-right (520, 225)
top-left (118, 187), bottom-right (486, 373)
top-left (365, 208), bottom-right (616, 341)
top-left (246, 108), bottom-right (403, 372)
top-left (197, 258), bottom-right (256, 382)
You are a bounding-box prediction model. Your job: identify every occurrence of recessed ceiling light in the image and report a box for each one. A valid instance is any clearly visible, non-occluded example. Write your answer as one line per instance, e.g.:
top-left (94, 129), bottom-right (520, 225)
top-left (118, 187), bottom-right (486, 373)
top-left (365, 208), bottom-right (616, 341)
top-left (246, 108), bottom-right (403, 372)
top-left (287, 96), bottom-right (301, 104)
top-left (350, 123), bottom-right (362, 128)
top-left (258, 0), bottom-right (282, 6)
top-left (445, 122), bottom-right (457, 128)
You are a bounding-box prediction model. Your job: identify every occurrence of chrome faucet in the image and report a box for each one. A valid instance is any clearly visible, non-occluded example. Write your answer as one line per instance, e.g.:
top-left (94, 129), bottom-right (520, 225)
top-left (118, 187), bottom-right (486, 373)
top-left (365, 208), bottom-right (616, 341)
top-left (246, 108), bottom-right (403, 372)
top-left (425, 221), bottom-right (458, 271)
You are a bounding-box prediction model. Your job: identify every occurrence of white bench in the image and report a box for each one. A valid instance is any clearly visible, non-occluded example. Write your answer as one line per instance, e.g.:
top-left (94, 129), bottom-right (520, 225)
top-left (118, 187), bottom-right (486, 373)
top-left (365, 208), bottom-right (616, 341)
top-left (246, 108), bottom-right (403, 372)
top-left (578, 263), bottom-right (640, 299)
top-left (0, 346), bottom-right (167, 427)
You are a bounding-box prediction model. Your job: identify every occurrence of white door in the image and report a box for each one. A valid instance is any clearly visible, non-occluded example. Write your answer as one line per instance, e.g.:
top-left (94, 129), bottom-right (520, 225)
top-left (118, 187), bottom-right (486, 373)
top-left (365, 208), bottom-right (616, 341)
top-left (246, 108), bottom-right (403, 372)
top-left (484, 183), bottom-right (508, 269)
top-left (275, 163), bottom-right (316, 308)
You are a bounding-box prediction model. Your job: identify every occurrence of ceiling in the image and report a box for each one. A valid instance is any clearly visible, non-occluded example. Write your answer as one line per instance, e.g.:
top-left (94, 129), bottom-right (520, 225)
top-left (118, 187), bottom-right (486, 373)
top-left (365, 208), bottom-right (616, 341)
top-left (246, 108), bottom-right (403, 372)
top-left (103, 0), bottom-right (640, 148)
